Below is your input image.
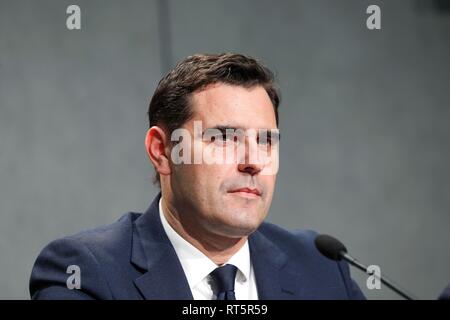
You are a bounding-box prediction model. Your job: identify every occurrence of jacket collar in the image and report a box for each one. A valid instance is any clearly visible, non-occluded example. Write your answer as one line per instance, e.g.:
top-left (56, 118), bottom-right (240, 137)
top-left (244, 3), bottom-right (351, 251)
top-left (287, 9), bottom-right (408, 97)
top-left (249, 230), bottom-right (302, 299)
top-left (130, 192), bottom-right (300, 299)
top-left (131, 192), bottom-right (193, 299)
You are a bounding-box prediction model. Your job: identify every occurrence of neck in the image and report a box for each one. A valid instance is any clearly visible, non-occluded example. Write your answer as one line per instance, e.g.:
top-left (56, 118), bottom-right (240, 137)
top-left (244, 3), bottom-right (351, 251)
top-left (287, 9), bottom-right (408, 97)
top-left (161, 197), bottom-right (247, 265)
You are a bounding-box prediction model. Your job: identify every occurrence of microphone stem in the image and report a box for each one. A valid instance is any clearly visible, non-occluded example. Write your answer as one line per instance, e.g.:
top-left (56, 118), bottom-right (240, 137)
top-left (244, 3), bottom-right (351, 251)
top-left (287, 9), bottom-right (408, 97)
top-left (341, 252), bottom-right (416, 300)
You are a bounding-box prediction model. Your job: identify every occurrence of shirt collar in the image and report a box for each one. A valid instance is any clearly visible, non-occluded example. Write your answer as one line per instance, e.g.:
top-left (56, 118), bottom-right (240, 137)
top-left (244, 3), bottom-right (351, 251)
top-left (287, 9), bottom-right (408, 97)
top-left (158, 197), bottom-right (251, 289)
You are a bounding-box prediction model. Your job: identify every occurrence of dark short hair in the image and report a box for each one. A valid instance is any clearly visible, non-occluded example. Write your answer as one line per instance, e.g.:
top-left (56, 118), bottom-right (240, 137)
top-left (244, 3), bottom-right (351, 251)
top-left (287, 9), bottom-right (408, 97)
top-left (148, 53), bottom-right (281, 187)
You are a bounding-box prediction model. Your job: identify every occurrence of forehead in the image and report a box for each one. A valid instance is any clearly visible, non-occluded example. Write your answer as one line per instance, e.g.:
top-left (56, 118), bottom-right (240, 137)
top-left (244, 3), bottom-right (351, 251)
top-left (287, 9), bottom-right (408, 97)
top-left (189, 83), bottom-right (277, 130)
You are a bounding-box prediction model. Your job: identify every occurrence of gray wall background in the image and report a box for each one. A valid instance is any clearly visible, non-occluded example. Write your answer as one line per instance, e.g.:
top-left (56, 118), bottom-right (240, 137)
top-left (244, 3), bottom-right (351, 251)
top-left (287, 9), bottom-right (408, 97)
top-left (0, 0), bottom-right (449, 299)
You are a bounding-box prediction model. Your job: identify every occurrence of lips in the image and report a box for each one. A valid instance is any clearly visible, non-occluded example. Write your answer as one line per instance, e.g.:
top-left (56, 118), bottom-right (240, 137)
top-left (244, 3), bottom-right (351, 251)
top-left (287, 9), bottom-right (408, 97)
top-left (229, 187), bottom-right (262, 196)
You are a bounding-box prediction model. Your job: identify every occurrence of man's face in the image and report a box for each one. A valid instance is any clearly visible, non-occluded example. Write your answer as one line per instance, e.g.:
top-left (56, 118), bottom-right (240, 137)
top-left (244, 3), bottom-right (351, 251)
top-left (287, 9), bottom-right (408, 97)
top-left (167, 83), bottom-right (278, 238)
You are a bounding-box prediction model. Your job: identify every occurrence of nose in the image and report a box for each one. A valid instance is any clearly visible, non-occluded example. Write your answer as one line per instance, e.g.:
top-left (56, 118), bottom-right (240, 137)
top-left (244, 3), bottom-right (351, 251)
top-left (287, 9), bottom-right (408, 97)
top-left (237, 135), bottom-right (265, 176)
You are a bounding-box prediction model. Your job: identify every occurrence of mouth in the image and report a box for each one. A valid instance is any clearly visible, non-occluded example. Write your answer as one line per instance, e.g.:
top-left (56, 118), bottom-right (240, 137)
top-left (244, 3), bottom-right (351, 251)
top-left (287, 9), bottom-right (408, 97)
top-left (228, 187), bottom-right (262, 199)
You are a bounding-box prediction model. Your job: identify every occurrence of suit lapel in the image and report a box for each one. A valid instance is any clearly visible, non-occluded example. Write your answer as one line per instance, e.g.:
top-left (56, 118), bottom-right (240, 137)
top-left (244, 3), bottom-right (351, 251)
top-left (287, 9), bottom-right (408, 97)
top-left (130, 192), bottom-right (193, 300)
top-left (249, 229), bottom-right (302, 299)
top-left (130, 192), bottom-right (303, 300)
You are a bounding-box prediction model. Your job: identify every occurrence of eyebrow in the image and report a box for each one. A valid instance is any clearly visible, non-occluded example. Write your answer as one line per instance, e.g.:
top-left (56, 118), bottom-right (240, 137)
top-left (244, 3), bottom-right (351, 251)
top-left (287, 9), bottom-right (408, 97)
top-left (203, 125), bottom-right (243, 133)
top-left (203, 125), bottom-right (281, 140)
top-left (204, 125), bottom-right (278, 131)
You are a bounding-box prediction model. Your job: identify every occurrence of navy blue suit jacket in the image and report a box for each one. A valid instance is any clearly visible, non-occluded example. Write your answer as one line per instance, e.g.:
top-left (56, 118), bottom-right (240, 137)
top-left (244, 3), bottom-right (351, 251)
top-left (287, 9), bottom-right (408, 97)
top-left (439, 284), bottom-right (450, 300)
top-left (30, 193), bottom-right (365, 300)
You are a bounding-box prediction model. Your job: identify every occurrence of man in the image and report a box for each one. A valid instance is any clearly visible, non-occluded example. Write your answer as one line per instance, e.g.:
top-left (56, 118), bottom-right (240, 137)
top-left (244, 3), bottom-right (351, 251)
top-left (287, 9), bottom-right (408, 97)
top-left (30, 53), bottom-right (365, 300)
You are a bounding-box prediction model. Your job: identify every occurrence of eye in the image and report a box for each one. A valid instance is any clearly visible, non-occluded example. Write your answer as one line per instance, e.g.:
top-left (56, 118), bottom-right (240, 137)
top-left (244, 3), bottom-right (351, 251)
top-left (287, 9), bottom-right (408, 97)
top-left (257, 137), bottom-right (271, 145)
top-left (213, 132), bottom-right (231, 143)
top-left (257, 130), bottom-right (280, 146)
top-left (257, 133), bottom-right (272, 146)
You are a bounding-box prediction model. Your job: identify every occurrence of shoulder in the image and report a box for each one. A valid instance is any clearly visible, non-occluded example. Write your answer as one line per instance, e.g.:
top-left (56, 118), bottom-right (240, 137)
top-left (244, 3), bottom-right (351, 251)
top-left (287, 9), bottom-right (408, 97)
top-left (29, 212), bottom-right (141, 299)
top-left (255, 221), bottom-right (333, 274)
top-left (62, 212), bottom-right (140, 254)
top-left (42, 212), bottom-right (140, 263)
top-left (255, 222), bottom-right (366, 300)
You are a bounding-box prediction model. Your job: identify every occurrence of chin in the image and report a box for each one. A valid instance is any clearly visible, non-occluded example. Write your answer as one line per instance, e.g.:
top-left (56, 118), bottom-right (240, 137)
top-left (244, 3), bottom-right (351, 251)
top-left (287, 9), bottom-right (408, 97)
top-left (217, 226), bottom-right (257, 238)
top-left (210, 208), bottom-right (266, 237)
top-left (221, 218), bottom-right (263, 237)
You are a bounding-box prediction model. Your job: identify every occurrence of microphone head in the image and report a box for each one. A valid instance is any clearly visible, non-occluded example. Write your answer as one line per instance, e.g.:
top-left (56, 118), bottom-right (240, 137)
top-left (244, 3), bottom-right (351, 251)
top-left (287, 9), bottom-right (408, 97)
top-left (315, 234), bottom-right (348, 261)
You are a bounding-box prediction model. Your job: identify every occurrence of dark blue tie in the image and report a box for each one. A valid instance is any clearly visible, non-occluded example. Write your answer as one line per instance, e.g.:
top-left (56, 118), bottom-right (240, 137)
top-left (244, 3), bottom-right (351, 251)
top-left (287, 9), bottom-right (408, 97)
top-left (210, 264), bottom-right (238, 300)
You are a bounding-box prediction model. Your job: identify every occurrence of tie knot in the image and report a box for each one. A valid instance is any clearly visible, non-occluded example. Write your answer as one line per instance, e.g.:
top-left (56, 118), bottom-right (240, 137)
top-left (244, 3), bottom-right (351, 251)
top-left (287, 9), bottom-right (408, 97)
top-left (210, 264), bottom-right (238, 293)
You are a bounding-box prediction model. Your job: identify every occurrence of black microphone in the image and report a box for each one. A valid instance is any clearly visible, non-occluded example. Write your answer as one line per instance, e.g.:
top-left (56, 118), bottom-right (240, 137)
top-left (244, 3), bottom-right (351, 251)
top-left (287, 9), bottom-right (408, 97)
top-left (315, 234), bottom-right (416, 300)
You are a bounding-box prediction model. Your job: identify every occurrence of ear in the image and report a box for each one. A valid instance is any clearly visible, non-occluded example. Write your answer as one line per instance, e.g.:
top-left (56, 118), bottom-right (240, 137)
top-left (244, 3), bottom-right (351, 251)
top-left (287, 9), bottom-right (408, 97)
top-left (145, 126), bottom-right (171, 176)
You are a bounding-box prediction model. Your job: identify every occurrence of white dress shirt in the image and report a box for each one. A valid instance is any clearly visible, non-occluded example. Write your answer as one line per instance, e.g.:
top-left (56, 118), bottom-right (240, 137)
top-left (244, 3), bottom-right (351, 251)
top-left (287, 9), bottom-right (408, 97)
top-left (159, 197), bottom-right (259, 300)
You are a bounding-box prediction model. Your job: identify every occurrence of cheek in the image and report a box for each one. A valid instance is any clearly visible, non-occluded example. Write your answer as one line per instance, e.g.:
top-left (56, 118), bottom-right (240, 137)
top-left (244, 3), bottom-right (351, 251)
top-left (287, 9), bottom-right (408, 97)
top-left (179, 164), bottom-right (224, 195)
top-left (204, 163), bottom-right (234, 183)
top-left (261, 174), bottom-right (276, 191)
top-left (171, 164), bottom-right (203, 196)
